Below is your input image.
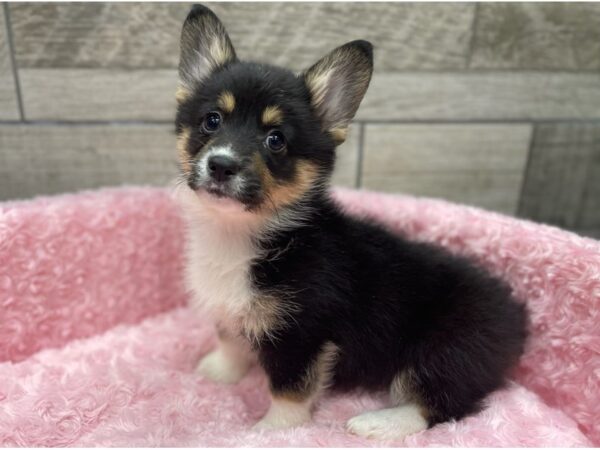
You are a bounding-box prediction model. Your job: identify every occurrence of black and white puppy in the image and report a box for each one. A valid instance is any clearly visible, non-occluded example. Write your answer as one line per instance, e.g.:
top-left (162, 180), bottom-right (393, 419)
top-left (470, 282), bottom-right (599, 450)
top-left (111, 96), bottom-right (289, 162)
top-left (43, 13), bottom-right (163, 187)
top-left (173, 4), bottom-right (528, 440)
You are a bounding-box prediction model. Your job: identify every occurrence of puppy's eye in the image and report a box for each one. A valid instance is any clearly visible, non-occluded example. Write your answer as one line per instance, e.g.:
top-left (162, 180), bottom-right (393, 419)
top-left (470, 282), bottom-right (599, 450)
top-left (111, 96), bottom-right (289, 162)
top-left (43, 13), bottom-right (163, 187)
top-left (265, 131), bottom-right (286, 153)
top-left (201, 112), bottom-right (222, 134)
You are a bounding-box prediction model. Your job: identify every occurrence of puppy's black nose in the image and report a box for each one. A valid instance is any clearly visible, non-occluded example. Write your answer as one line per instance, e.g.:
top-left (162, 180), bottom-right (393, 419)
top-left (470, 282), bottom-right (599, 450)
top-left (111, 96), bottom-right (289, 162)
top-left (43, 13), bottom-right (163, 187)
top-left (208, 155), bottom-right (240, 183)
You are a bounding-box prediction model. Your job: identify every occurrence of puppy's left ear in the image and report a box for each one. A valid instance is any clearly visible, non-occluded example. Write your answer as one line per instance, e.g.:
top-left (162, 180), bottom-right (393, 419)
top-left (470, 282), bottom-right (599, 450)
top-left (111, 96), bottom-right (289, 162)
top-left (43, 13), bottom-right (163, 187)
top-left (178, 4), bottom-right (237, 93)
top-left (303, 40), bottom-right (373, 144)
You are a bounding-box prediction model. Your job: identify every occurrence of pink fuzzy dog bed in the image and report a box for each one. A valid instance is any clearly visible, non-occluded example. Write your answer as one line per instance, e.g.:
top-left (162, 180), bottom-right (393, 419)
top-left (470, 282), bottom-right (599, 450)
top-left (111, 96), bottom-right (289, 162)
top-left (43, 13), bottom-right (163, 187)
top-left (0, 186), bottom-right (598, 447)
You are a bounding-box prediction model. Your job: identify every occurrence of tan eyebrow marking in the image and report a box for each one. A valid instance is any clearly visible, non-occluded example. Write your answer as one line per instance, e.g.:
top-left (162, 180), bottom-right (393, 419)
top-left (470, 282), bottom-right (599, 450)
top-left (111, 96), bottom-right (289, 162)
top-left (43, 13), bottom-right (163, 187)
top-left (217, 91), bottom-right (235, 113)
top-left (262, 105), bottom-right (284, 126)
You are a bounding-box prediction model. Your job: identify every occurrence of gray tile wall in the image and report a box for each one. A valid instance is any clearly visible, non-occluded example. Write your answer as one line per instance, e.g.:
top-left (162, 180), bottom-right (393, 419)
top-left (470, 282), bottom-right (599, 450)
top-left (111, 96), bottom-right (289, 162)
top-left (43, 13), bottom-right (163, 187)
top-left (1, 2), bottom-right (599, 237)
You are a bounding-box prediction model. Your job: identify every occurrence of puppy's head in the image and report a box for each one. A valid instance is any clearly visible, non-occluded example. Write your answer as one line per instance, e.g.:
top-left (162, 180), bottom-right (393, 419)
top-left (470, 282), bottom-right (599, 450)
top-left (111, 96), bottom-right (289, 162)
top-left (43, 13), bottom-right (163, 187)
top-left (175, 5), bottom-right (372, 216)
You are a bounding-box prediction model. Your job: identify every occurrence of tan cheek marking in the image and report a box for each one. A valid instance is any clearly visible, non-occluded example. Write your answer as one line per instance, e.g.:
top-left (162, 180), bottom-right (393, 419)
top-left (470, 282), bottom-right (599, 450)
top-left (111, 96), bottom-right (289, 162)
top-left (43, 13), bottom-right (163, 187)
top-left (253, 153), bottom-right (277, 191)
top-left (262, 106), bottom-right (284, 126)
top-left (176, 127), bottom-right (192, 173)
top-left (177, 130), bottom-right (215, 174)
top-left (266, 160), bottom-right (320, 210)
top-left (252, 155), bottom-right (320, 211)
top-left (217, 91), bottom-right (235, 114)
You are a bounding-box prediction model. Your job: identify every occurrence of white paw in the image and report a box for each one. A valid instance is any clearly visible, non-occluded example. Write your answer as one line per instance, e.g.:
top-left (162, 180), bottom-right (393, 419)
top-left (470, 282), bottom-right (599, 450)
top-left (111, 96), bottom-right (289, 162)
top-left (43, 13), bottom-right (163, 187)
top-left (253, 398), bottom-right (312, 431)
top-left (347, 405), bottom-right (428, 440)
top-left (196, 348), bottom-right (249, 384)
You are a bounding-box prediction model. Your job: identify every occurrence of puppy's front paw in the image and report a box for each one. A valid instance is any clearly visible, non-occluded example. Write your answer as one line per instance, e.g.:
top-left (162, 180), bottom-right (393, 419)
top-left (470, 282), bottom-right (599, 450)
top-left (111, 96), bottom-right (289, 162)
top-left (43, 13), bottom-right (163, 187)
top-left (252, 398), bottom-right (311, 431)
top-left (196, 349), bottom-right (248, 384)
top-left (347, 405), bottom-right (428, 440)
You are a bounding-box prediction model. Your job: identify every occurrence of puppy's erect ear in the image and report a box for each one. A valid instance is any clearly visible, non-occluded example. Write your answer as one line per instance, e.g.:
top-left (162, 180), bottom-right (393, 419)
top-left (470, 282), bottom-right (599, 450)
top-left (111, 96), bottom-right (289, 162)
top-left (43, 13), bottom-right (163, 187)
top-left (178, 4), bottom-right (237, 93)
top-left (303, 40), bottom-right (373, 143)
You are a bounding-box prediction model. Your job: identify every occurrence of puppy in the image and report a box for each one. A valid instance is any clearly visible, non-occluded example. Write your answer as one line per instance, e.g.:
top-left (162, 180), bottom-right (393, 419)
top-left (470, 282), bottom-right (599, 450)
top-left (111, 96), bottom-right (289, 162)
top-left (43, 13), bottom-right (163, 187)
top-left (173, 4), bottom-right (528, 440)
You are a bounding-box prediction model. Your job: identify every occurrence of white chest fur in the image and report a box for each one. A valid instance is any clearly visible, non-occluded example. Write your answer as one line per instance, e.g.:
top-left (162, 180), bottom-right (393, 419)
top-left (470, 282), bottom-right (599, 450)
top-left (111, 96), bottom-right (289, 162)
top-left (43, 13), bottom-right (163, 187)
top-left (184, 214), bottom-right (258, 331)
top-left (174, 184), bottom-right (287, 341)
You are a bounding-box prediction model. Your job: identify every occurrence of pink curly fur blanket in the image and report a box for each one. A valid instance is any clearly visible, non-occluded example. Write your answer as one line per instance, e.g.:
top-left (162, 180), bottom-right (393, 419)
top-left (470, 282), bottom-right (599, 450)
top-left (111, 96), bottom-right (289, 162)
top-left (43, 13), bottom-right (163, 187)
top-left (0, 186), bottom-right (598, 447)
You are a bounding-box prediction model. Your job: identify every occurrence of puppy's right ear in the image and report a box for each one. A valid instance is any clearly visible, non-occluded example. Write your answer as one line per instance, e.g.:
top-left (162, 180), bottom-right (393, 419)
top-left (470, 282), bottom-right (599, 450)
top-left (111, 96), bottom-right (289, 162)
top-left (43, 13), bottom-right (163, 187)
top-left (177, 4), bottom-right (236, 98)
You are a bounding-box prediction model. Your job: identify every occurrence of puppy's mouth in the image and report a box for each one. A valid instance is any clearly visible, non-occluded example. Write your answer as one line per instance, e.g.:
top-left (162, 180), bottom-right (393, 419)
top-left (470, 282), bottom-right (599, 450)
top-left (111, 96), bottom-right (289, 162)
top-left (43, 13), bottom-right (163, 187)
top-left (196, 181), bottom-right (239, 202)
top-left (204, 185), bottom-right (230, 199)
top-left (185, 171), bottom-right (266, 213)
top-left (191, 179), bottom-right (264, 214)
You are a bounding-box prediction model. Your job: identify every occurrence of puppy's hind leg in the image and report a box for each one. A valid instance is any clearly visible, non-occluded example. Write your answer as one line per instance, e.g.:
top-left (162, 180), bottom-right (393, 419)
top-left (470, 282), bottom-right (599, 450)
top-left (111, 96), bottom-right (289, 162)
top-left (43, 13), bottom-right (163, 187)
top-left (197, 328), bottom-right (254, 384)
top-left (347, 370), bottom-right (428, 440)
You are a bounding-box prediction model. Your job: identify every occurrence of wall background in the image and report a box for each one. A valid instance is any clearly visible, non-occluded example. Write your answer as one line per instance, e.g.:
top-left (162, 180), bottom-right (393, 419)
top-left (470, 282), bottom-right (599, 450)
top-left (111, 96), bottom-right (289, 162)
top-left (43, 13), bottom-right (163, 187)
top-left (0, 2), bottom-right (599, 237)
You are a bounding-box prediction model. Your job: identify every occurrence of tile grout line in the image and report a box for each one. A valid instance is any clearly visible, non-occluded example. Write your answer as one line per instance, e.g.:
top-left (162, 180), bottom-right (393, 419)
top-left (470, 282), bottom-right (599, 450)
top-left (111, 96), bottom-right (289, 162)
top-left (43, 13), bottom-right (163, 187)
top-left (2, 118), bottom-right (600, 128)
top-left (515, 123), bottom-right (537, 217)
top-left (0, 119), bottom-right (176, 127)
top-left (14, 67), bottom-right (600, 75)
top-left (355, 122), bottom-right (366, 189)
top-left (573, 125), bottom-right (597, 229)
top-left (464, 2), bottom-right (481, 70)
top-left (3, 3), bottom-right (24, 122)
top-left (351, 118), bottom-right (600, 125)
